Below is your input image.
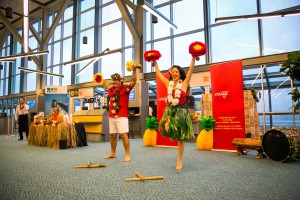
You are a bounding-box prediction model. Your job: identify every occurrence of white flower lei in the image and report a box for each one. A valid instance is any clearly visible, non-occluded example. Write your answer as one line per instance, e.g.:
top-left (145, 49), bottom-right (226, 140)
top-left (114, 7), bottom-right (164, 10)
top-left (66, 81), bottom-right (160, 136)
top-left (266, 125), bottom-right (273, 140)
top-left (167, 80), bottom-right (182, 106)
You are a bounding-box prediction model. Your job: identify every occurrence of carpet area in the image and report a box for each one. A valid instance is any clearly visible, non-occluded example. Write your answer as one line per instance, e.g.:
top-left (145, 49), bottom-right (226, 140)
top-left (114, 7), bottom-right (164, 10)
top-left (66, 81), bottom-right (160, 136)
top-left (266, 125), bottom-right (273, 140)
top-left (0, 135), bottom-right (299, 200)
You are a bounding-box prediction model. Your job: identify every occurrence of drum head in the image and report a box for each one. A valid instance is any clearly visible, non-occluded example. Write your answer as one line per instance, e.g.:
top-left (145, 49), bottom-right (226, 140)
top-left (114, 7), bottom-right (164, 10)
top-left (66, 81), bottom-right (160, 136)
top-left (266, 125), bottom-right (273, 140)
top-left (262, 129), bottom-right (290, 161)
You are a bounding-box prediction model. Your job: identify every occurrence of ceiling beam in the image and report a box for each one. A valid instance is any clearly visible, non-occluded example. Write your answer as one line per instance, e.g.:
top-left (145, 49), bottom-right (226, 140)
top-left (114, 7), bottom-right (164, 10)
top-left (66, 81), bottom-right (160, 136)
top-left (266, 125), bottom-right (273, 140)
top-left (29, 22), bottom-right (41, 44)
top-left (124, 0), bottom-right (137, 10)
top-left (30, 0), bottom-right (46, 7)
top-left (43, 0), bottom-right (71, 44)
top-left (0, 28), bottom-right (9, 49)
top-left (0, 10), bottom-right (24, 46)
top-left (115, 0), bottom-right (140, 41)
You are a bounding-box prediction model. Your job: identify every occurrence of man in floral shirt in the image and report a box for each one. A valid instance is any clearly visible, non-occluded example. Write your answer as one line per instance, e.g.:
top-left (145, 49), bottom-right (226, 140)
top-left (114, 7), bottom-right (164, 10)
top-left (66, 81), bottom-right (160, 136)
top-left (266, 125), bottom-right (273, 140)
top-left (103, 66), bottom-right (137, 162)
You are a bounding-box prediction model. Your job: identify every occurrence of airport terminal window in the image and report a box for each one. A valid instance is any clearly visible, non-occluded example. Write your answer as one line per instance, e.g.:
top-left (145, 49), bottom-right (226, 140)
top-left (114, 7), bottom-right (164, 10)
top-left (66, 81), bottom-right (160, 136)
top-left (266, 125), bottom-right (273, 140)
top-left (0, 0), bottom-right (299, 129)
top-left (76, 60), bottom-right (94, 83)
top-left (102, 2), bottom-right (121, 24)
top-left (270, 88), bottom-right (293, 112)
top-left (208, 0), bottom-right (257, 25)
top-left (78, 30), bottom-right (95, 57)
top-left (79, 10), bottom-right (95, 29)
top-left (124, 48), bottom-right (134, 77)
top-left (28, 34), bottom-right (38, 49)
top-left (64, 3), bottom-right (73, 20)
top-left (174, 32), bottom-right (206, 67)
top-left (79, 0), bottom-right (95, 12)
top-left (26, 73), bottom-right (37, 92)
top-left (260, 0), bottom-right (300, 55)
top-left (173, 0), bottom-right (204, 35)
top-left (101, 53), bottom-right (122, 79)
top-left (209, 21), bottom-right (260, 63)
top-left (102, 21), bottom-right (122, 51)
top-left (145, 40), bottom-right (171, 72)
top-left (153, 6), bottom-right (170, 40)
top-left (124, 22), bottom-right (134, 47)
top-left (52, 66), bottom-right (60, 86)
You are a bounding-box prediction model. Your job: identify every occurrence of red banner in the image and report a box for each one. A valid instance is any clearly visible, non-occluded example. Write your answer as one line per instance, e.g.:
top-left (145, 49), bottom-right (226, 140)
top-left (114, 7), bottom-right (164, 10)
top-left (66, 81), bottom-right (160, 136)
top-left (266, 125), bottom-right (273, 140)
top-left (210, 60), bottom-right (245, 150)
top-left (156, 73), bottom-right (178, 147)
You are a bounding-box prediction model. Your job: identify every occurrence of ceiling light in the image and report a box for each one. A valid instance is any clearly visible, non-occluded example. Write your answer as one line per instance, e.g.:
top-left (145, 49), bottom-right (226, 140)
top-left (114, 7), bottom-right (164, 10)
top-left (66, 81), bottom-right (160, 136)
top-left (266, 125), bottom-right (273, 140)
top-left (0, 59), bottom-right (15, 63)
top-left (5, 7), bottom-right (13, 19)
top-left (138, 0), bottom-right (177, 29)
top-left (0, 51), bottom-right (49, 61)
top-left (152, 15), bottom-right (158, 23)
top-left (64, 48), bottom-right (110, 66)
top-left (64, 48), bottom-right (121, 68)
top-left (23, 0), bottom-right (29, 53)
top-left (74, 48), bottom-right (122, 76)
top-left (215, 10), bottom-right (300, 23)
top-left (18, 67), bottom-right (64, 78)
top-left (75, 59), bottom-right (98, 77)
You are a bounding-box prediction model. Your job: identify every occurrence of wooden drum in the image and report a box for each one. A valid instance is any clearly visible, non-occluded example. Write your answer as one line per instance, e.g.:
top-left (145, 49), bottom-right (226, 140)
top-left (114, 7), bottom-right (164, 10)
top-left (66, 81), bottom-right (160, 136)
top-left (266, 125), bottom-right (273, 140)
top-left (262, 128), bottom-right (300, 162)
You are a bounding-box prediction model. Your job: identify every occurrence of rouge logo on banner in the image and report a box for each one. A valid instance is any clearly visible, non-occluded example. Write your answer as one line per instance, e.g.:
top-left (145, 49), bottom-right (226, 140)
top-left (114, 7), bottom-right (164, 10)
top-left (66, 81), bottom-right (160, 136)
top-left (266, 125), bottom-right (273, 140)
top-left (210, 60), bottom-right (245, 151)
top-left (214, 90), bottom-right (229, 99)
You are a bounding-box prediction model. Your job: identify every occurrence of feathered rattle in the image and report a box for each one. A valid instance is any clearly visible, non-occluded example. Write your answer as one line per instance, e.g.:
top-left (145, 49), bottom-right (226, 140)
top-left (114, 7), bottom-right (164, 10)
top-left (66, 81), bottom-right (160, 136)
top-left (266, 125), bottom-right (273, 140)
top-left (144, 50), bottom-right (162, 66)
top-left (126, 61), bottom-right (142, 71)
top-left (189, 41), bottom-right (207, 61)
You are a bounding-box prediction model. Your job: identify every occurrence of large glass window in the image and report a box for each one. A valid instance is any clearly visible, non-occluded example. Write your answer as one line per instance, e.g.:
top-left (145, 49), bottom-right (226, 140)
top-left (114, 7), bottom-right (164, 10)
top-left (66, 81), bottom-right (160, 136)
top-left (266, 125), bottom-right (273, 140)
top-left (209, 21), bottom-right (260, 63)
top-left (47, 2), bottom-right (74, 86)
top-left (102, 3), bottom-right (121, 24)
top-left (0, 0), bottom-right (299, 129)
top-left (173, 0), bottom-right (204, 34)
top-left (174, 32), bottom-right (206, 67)
top-left (0, 35), bottom-right (11, 96)
top-left (209, 0), bottom-right (257, 25)
top-left (260, 0), bottom-right (300, 55)
top-left (102, 22), bottom-right (122, 50)
top-left (101, 53), bottom-right (122, 79)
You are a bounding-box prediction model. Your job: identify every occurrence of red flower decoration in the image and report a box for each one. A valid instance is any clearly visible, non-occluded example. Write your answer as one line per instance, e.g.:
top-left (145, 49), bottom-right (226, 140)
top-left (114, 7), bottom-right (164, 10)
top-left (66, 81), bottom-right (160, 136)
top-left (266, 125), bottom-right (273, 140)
top-left (95, 75), bottom-right (102, 83)
top-left (93, 73), bottom-right (103, 84)
top-left (189, 41), bottom-right (207, 57)
top-left (144, 50), bottom-right (162, 62)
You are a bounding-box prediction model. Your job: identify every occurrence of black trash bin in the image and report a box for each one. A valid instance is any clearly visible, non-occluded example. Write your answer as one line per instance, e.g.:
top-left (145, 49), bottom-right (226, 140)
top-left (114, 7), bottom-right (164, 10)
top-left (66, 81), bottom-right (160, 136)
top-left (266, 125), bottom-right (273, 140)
top-left (59, 139), bottom-right (67, 149)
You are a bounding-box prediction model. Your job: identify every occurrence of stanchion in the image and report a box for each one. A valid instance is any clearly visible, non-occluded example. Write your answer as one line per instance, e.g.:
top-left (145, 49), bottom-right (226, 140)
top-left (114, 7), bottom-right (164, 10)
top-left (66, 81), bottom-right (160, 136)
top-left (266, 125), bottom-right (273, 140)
top-left (6, 117), bottom-right (15, 138)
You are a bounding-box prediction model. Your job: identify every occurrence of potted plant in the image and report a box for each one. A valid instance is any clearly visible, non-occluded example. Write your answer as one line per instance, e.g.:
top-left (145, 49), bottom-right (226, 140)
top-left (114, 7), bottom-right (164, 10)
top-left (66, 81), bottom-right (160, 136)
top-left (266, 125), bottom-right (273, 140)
top-left (280, 52), bottom-right (300, 112)
top-left (251, 88), bottom-right (259, 102)
top-left (143, 116), bottom-right (159, 146)
top-left (196, 116), bottom-right (216, 150)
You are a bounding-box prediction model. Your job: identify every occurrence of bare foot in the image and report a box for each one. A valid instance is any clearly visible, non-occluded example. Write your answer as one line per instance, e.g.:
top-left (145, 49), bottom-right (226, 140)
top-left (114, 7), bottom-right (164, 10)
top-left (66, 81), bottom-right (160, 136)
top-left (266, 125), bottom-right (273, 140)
top-left (176, 162), bottom-right (182, 170)
top-left (123, 156), bottom-right (130, 162)
top-left (104, 154), bottom-right (116, 159)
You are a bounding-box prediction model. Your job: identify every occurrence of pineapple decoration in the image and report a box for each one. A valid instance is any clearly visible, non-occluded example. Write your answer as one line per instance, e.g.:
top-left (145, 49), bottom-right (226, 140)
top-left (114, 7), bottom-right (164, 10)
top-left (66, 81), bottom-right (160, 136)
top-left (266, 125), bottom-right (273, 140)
top-left (197, 116), bottom-right (216, 150)
top-left (143, 116), bottom-right (159, 146)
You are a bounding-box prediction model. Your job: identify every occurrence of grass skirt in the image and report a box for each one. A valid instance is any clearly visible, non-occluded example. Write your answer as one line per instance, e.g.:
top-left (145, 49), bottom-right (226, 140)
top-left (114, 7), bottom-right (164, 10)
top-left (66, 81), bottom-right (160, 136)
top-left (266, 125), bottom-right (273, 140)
top-left (160, 104), bottom-right (194, 141)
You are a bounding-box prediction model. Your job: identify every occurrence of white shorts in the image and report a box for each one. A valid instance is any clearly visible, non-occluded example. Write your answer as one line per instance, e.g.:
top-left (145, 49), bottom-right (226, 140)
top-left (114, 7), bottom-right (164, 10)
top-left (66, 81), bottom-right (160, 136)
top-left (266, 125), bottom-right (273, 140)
top-left (109, 117), bottom-right (129, 134)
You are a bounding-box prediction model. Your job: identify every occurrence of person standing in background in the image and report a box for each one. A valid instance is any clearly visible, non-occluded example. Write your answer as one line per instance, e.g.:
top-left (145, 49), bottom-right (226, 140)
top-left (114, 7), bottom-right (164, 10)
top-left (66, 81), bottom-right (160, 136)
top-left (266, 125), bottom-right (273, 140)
top-left (15, 97), bottom-right (29, 141)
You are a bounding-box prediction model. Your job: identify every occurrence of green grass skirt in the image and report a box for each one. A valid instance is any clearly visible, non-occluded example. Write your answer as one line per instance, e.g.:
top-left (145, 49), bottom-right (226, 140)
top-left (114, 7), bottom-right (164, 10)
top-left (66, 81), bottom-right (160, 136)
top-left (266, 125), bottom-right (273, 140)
top-left (160, 104), bottom-right (194, 141)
